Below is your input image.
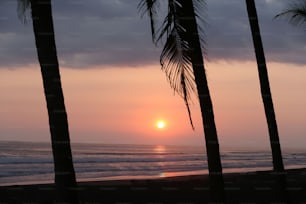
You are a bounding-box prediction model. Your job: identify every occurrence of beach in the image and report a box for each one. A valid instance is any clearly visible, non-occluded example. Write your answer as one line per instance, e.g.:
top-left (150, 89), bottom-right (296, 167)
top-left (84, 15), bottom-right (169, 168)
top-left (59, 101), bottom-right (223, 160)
top-left (1, 168), bottom-right (306, 203)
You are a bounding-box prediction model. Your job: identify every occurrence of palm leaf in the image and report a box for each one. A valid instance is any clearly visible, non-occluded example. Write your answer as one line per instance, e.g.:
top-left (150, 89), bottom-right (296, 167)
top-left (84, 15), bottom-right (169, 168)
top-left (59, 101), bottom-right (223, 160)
top-left (17, 0), bottom-right (31, 24)
top-left (138, 0), bottom-right (159, 41)
top-left (158, 0), bottom-right (196, 129)
top-left (275, 1), bottom-right (306, 26)
top-left (191, 0), bottom-right (207, 53)
top-left (160, 28), bottom-right (195, 129)
top-left (139, 0), bottom-right (207, 129)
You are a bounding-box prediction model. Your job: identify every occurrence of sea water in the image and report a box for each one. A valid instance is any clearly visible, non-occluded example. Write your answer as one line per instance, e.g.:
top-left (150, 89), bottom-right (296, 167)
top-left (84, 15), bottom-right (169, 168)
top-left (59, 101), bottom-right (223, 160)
top-left (0, 141), bottom-right (305, 186)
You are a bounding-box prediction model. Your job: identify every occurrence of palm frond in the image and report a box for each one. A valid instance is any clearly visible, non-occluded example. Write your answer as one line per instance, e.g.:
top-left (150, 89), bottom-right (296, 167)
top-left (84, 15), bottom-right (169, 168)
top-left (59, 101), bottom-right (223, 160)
top-left (138, 0), bottom-right (159, 41)
top-left (17, 0), bottom-right (31, 24)
top-left (139, 0), bottom-right (206, 129)
top-left (159, 0), bottom-right (196, 129)
top-left (275, 1), bottom-right (306, 26)
top-left (154, 0), bottom-right (175, 44)
top-left (192, 0), bottom-right (207, 54)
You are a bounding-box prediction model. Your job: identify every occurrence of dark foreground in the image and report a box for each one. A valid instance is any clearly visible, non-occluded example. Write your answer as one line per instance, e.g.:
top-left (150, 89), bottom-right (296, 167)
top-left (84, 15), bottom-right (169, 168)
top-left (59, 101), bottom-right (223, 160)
top-left (1, 168), bottom-right (306, 203)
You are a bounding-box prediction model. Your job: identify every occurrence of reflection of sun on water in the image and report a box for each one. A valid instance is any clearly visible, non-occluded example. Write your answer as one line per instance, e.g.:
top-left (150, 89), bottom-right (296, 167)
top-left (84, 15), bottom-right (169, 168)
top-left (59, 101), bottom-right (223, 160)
top-left (154, 145), bottom-right (166, 154)
top-left (154, 145), bottom-right (166, 177)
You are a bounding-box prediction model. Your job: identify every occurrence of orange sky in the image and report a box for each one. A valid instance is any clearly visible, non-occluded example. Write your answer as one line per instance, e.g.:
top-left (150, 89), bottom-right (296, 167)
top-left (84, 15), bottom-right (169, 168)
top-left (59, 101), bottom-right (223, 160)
top-left (0, 61), bottom-right (305, 149)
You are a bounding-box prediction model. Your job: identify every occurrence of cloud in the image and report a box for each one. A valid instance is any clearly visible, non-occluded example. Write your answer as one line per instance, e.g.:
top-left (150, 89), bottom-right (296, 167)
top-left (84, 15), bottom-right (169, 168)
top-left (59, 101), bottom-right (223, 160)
top-left (0, 0), bottom-right (306, 69)
top-left (205, 0), bottom-right (306, 65)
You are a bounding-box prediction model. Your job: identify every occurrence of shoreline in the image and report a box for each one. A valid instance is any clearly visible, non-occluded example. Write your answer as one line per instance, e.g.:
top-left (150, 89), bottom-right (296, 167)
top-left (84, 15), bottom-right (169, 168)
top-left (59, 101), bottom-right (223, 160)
top-left (0, 167), bottom-right (267, 187)
top-left (1, 168), bottom-right (306, 203)
top-left (3, 165), bottom-right (306, 187)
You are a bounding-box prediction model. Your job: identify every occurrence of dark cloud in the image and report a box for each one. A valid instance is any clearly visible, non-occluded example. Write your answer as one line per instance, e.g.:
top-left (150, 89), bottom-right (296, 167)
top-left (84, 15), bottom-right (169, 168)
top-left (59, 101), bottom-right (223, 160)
top-left (0, 0), bottom-right (37, 67)
top-left (205, 0), bottom-right (306, 65)
top-left (0, 0), bottom-right (306, 69)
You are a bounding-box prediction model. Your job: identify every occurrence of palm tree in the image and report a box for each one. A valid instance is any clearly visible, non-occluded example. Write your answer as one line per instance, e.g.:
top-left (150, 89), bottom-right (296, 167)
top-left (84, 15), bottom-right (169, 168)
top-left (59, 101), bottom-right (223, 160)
top-left (17, 0), bottom-right (78, 203)
top-left (245, 0), bottom-right (284, 172)
top-left (275, 0), bottom-right (306, 26)
top-left (139, 0), bottom-right (225, 201)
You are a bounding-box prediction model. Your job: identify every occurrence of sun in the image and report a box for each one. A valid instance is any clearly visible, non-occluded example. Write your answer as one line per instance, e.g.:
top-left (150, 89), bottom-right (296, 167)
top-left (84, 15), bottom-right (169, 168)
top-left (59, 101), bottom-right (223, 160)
top-left (156, 120), bottom-right (166, 129)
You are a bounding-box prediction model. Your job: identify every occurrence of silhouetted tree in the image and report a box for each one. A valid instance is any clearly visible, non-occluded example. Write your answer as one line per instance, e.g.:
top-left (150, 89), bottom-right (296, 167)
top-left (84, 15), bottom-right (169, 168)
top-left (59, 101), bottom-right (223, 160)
top-left (275, 0), bottom-right (306, 26)
top-left (139, 0), bottom-right (225, 202)
top-left (246, 0), bottom-right (284, 172)
top-left (17, 0), bottom-right (78, 203)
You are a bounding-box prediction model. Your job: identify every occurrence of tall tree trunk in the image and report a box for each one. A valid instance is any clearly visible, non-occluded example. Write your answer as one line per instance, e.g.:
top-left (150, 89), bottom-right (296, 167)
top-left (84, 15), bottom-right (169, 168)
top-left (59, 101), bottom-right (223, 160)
top-left (182, 1), bottom-right (225, 202)
top-left (30, 0), bottom-right (78, 203)
top-left (246, 0), bottom-right (284, 172)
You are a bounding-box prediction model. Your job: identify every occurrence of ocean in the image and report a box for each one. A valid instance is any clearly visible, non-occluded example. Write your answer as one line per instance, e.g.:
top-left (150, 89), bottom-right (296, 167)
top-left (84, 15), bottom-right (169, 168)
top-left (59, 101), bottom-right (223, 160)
top-left (0, 141), bottom-right (305, 186)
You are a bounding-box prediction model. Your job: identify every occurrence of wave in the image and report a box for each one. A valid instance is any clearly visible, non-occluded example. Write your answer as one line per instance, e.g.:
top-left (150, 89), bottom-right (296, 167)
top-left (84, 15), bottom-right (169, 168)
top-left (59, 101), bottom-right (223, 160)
top-left (1, 142), bottom-right (306, 185)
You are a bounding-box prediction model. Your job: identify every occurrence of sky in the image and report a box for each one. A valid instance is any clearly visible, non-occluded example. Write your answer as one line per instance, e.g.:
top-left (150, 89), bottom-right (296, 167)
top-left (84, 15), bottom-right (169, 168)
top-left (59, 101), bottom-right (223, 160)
top-left (0, 0), bottom-right (305, 150)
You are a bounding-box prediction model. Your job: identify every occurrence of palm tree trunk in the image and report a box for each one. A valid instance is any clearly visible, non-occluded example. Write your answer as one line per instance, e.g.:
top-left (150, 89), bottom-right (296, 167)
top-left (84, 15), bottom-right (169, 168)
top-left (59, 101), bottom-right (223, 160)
top-left (182, 0), bottom-right (225, 202)
top-left (246, 0), bottom-right (284, 172)
top-left (30, 0), bottom-right (78, 203)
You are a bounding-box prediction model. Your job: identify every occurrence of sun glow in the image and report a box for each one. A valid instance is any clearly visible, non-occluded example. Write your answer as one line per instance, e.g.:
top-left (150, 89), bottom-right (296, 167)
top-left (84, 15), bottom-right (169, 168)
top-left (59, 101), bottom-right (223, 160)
top-left (156, 120), bottom-right (166, 129)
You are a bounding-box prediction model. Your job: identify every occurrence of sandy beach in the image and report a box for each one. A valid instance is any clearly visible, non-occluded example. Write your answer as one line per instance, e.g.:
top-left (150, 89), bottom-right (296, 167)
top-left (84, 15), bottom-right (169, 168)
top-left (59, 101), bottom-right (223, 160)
top-left (1, 168), bottom-right (306, 203)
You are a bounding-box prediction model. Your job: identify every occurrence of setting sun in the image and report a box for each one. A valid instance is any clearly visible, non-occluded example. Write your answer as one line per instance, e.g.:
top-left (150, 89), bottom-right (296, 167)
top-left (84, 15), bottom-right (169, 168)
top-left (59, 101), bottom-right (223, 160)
top-left (156, 120), bottom-right (166, 129)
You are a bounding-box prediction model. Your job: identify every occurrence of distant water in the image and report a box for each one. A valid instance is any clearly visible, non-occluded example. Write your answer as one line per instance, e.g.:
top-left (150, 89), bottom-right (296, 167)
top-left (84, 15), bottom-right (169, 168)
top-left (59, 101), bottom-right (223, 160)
top-left (0, 141), bottom-right (306, 186)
